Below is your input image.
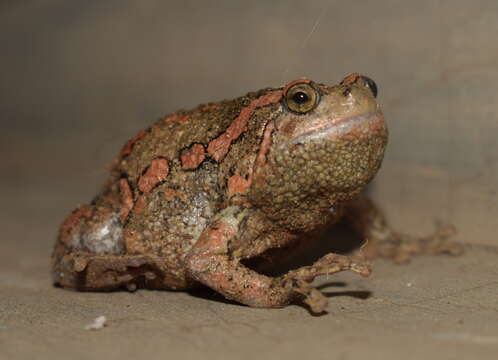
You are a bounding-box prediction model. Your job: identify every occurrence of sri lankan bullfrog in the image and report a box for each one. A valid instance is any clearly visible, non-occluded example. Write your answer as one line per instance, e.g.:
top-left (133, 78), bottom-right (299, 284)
top-left (52, 73), bottom-right (461, 313)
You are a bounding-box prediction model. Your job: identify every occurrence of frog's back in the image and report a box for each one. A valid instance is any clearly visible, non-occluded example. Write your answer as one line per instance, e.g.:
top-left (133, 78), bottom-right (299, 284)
top-left (101, 95), bottom-right (251, 257)
top-left (52, 86), bottom-right (282, 289)
top-left (114, 96), bottom-right (249, 184)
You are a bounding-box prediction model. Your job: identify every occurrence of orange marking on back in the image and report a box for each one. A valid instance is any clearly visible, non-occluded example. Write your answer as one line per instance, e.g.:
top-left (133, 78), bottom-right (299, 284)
top-left (119, 178), bottom-right (134, 223)
top-left (340, 73), bottom-right (361, 85)
top-left (120, 129), bottom-right (147, 157)
top-left (253, 121), bottom-right (275, 170)
top-left (133, 196), bottom-right (147, 214)
top-left (227, 174), bottom-right (251, 196)
top-left (164, 113), bottom-right (190, 124)
top-left (199, 104), bottom-right (220, 111)
top-left (249, 120), bottom-right (276, 187)
top-left (59, 205), bottom-right (93, 242)
top-left (138, 158), bottom-right (169, 194)
top-left (180, 144), bottom-right (206, 170)
top-left (207, 90), bottom-right (283, 162)
top-left (163, 188), bottom-right (177, 201)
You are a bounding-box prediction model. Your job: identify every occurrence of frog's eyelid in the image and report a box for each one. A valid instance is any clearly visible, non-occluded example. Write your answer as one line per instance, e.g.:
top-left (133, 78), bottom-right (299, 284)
top-left (282, 79), bottom-right (313, 96)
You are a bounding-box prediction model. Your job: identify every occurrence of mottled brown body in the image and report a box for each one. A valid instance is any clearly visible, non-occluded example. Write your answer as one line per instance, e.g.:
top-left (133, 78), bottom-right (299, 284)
top-left (52, 74), bottom-right (461, 312)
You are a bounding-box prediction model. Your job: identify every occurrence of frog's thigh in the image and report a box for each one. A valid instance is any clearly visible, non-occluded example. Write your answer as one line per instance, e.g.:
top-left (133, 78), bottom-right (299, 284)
top-left (54, 252), bottom-right (190, 291)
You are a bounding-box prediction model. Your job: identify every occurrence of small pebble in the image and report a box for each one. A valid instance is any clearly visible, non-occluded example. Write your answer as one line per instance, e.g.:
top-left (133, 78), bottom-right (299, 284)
top-left (84, 315), bottom-right (107, 331)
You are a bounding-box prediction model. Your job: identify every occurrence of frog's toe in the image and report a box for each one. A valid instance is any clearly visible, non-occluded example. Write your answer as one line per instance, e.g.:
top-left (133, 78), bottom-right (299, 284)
top-left (349, 258), bottom-right (372, 278)
top-left (423, 222), bottom-right (465, 256)
top-left (281, 278), bottom-right (329, 313)
top-left (302, 288), bottom-right (329, 314)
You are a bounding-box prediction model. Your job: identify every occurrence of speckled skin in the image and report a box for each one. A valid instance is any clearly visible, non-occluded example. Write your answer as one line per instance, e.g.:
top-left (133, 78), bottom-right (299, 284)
top-left (52, 74), bottom-right (461, 312)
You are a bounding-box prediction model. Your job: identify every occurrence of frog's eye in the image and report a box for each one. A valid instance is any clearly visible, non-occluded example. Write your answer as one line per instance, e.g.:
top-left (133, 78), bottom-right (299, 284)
top-left (283, 82), bottom-right (320, 114)
top-left (359, 76), bottom-right (378, 98)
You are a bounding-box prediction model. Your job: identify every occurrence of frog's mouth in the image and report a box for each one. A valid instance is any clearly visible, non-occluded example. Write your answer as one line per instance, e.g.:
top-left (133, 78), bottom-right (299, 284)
top-left (291, 111), bottom-right (385, 144)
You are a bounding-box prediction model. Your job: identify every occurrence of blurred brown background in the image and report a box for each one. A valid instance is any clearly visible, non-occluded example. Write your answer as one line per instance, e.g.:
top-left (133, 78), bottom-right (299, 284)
top-left (2, 0), bottom-right (498, 250)
top-left (1, 1), bottom-right (497, 359)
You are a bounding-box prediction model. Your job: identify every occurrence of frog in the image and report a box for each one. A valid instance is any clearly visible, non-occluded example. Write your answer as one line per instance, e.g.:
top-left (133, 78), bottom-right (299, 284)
top-left (51, 73), bottom-right (462, 313)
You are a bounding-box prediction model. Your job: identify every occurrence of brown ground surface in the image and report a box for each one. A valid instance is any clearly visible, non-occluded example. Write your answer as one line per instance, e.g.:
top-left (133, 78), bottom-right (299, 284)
top-left (1, 241), bottom-right (497, 360)
top-left (1, 1), bottom-right (498, 359)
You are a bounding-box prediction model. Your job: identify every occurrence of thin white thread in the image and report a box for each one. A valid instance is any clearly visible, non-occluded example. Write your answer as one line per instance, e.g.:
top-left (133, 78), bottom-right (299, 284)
top-left (281, 2), bottom-right (331, 81)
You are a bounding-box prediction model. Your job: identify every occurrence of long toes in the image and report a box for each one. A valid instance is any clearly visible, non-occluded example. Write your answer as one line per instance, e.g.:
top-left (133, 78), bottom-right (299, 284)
top-left (349, 259), bottom-right (372, 277)
top-left (433, 222), bottom-right (457, 239)
top-left (429, 240), bottom-right (465, 256)
top-left (303, 288), bottom-right (329, 313)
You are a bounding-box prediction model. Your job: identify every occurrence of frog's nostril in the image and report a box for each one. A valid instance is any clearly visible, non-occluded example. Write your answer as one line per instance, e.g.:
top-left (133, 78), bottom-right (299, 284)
top-left (359, 76), bottom-right (378, 98)
top-left (342, 87), bottom-right (352, 97)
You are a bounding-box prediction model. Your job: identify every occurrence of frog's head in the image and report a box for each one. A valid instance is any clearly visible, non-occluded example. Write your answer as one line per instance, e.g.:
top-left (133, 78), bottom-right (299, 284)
top-left (249, 74), bottom-right (387, 229)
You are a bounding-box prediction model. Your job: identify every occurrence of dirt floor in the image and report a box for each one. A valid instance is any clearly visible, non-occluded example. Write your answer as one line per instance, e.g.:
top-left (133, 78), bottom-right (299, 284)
top-left (1, 1), bottom-right (498, 359)
top-left (1, 240), bottom-right (497, 360)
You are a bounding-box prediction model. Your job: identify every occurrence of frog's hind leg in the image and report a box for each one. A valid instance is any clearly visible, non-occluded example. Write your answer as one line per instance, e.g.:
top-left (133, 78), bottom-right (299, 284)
top-left (52, 203), bottom-right (186, 291)
top-left (52, 202), bottom-right (123, 287)
top-left (344, 194), bottom-right (464, 263)
top-left (54, 251), bottom-right (176, 291)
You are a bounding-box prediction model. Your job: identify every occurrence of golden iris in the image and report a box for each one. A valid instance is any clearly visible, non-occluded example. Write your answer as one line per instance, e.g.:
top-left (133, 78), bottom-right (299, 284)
top-left (284, 83), bottom-right (319, 114)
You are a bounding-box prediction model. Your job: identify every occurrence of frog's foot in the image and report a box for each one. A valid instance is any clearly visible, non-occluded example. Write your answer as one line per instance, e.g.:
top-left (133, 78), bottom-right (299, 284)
top-left (281, 253), bottom-right (371, 313)
top-left (53, 252), bottom-right (189, 291)
top-left (359, 223), bottom-right (464, 264)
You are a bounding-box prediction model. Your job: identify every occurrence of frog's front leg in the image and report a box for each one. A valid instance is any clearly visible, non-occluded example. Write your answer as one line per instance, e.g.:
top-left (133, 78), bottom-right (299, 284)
top-left (345, 194), bottom-right (464, 263)
top-left (185, 206), bottom-right (371, 312)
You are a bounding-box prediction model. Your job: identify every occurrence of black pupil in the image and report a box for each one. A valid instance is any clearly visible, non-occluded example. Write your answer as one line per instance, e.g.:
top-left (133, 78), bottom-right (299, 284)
top-left (292, 91), bottom-right (309, 104)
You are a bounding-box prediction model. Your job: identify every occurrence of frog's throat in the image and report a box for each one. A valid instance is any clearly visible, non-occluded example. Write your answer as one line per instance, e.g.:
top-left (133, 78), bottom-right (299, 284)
top-left (291, 111), bottom-right (385, 144)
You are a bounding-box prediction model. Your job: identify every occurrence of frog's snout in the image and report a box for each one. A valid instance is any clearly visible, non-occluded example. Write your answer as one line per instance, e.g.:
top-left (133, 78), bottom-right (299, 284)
top-left (340, 73), bottom-right (378, 98)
